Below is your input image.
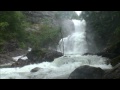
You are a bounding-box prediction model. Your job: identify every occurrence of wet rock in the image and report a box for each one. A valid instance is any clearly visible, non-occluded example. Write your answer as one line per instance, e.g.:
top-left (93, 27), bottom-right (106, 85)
top-left (30, 67), bottom-right (41, 72)
top-left (68, 65), bottom-right (104, 79)
top-left (11, 59), bottom-right (30, 67)
top-left (103, 63), bottom-right (120, 79)
top-left (11, 49), bottom-right (63, 67)
top-left (0, 48), bottom-right (28, 66)
top-left (27, 49), bottom-right (63, 63)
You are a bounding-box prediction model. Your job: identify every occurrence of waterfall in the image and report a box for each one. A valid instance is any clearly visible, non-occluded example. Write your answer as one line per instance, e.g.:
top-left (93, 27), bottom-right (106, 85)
top-left (0, 18), bottom-right (112, 79)
top-left (58, 19), bottom-right (88, 55)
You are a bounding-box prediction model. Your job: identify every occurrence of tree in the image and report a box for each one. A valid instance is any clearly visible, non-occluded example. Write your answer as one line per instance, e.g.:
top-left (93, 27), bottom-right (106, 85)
top-left (0, 11), bottom-right (27, 52)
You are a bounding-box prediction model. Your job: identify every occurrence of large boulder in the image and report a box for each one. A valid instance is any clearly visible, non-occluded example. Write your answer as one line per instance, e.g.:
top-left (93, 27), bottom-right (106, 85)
top-left (103, 63), bottom-right (120, 79)
top-left (11, 59), bottom-right (30, 67)
top-left (68, 65), bottom-right (104, 79)
top-left (26, 49), bottom-right (63, 63)
top-left (11, 48), bottom-right (63, 67)
top-left (0, 48), bottom-right (28, 67)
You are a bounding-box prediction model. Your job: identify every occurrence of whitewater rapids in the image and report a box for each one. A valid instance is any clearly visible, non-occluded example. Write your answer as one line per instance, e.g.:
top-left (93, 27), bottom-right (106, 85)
top-left (0, 55), bottom-right (112, 79)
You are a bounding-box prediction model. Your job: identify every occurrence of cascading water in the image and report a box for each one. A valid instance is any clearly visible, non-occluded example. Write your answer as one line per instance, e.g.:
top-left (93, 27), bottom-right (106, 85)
top-left (0, 19), bottom-right (112, 79)
top-left (58, 19), bottom-right (88, 55)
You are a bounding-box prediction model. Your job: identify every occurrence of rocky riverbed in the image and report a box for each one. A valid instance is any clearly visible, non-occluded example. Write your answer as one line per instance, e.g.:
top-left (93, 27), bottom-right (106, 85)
top-left (0, 48), bottom-right (28, 67)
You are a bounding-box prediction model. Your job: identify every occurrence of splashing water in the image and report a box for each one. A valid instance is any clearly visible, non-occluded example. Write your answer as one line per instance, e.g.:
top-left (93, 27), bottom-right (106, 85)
top-left (58, 19), bottom-right (88, 55)
top-left (0, 19), bottom-right (112, 79)
top-left (0, 55), bottom-right (112, 79)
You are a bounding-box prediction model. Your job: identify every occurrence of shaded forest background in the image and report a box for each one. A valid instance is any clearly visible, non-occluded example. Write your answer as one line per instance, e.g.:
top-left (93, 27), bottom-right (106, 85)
top-left (80, 11), bottom-right (120, 52)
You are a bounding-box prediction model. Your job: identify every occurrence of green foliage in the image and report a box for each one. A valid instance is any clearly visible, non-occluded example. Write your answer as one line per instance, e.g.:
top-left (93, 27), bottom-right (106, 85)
top-left (0, 22), bottom-right (9, 28)
top-left (0, 11), bottom-right (28, 52)
top-left (0, 39), bottom-right (6, 52)
top-left (19, 42), bottom-right (27, 49)
top-left (27, 24), bottom-right (60, 49)
top-left (0, 11), bottom-right (26, 40)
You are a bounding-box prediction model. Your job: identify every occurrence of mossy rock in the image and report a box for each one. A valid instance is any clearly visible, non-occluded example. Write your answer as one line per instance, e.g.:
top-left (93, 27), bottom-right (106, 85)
top-left (30, 49), bottom-right (46, 58)
top-left (110, 55), bottom-right (120, 66)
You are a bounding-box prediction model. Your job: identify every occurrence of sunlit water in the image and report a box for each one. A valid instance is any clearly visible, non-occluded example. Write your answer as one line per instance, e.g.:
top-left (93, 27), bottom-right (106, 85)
top-left (0, 19), bottom-right (112, 79)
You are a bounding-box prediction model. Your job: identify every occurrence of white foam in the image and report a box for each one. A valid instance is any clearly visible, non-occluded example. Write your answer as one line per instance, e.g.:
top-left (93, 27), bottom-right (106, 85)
top-left (28, 47), bottom-right (32, 52)
top-left (57, 19), bottom-right (88, 55)
top-left (0, 55), bottom-right (112, 79)
top-left (12, 47), bottom-right (31, 61)
top-left (12, 56), bottom-right (28, 61)
top-left (0, 19), bottom-right (112, 79)
top-left (75, 11), bottom-right (82, 16)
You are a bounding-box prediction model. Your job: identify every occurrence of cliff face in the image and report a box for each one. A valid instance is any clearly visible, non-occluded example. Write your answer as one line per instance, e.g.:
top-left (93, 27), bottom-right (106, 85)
top-left (23, 11), bottom-right (59, 27)
top-left (23, 11), bottom-right (77, 26)
top-left (22, 11), bottom-right (76, 49)
top-left (80, 11), bottom-right (120, 52)
top-left (23, 11), bottom-right (75, 37)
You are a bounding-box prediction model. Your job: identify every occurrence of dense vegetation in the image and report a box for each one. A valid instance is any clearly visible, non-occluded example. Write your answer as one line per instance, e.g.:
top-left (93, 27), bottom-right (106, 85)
top-left (0, 11), bottom-right (27, 52)
top-left (0, 11), bottom-right (77, 53)
top-left (80, 11), bottom-right (120, 51)
top-left (23, 11), bottom-right (78, 50)
top-left (26, 24), bottom-right (61, 50)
